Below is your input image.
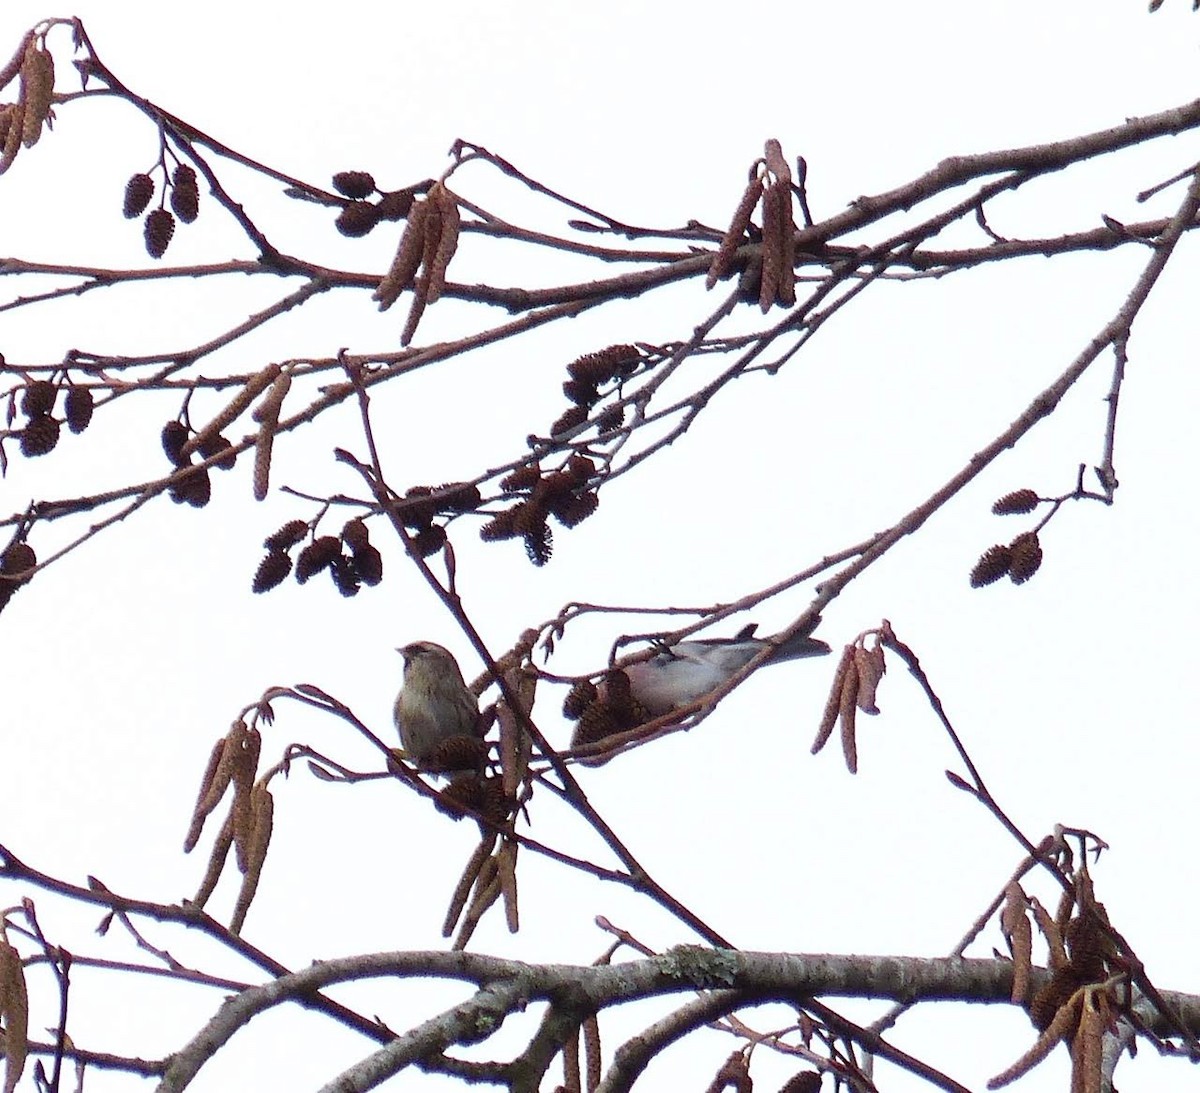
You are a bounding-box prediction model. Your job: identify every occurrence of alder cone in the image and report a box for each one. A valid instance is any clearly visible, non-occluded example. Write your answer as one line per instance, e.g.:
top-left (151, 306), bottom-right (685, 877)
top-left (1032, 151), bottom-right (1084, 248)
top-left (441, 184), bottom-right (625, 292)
top-left (161, 420), bottom-right (189, 465)
top-left (562, 680), bottom-right (598, 719)
top-left (376, 188), bottom-right (415, 220)
top-left (123, 173), bottom-right (154, 218)
top-left (263, 519), bottom-right (308, 551)
top-left (523, 522), bottom-right (553, 567)
top-left (992, 488), bottom-right (1039, 515)
top-left (64, 386), bottom-right (94, 433)
top-left (970, 544), bottom-right (1011, 587)
top-left (351, 544), bottom-right (383, 586)
top-left (330, 554), bottom-right (361, 597)
top-left (20, 413), bottom-right (59, 456)
top-left (144, 208), bottom-right (176, 258)
top-left (295, 536), bottom-right (341, 583)
top-left (1, 542), bottom-right (36, 580)
top-left (1008, 532), bottom-right (1043, 584)
top-left (340, 518), bottom-right (370, 551)
top-left (410, 524), bottom-right (447, 558)
top-left (332, 170), bottom-right (376, 199)
top-left (198, 432), bottom-right (236, 470)
top-left (21, 380), bottom-right (56, 417)
top-left (170, 165), bottom-right (200, 223)
top-left (169, 466), bottom-right (211, 508)
top-left (335, 201), bottom-right (381, 237)
top-left (252, 550), bottom-right (292, 593)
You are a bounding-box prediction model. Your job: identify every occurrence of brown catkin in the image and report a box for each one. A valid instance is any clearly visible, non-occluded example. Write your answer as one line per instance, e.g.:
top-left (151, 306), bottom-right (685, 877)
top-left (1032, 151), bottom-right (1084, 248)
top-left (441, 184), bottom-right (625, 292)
top-left (374, 198), bottom-right (430, 311)
top-left (424, 184), bottom-right (461, 304)
top-left (707, 173), bottom-right (765, 289)
top-left (19, 43), bottom-right (53, 148)
top-left (182, 363), bottom-right (282, 460)
top-left (251, 369), bottom-right (291, 501)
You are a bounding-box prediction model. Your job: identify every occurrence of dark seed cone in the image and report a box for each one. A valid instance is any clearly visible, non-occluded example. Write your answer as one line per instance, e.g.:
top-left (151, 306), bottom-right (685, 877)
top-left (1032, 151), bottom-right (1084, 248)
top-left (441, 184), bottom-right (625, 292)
top-left (500, 464), bottom-right (541, 491)
top-left (335, 201), bottom-right (381, 237)
top-left (992, 488), bottom-right (1039, 515)
top-left (566, 454), bottom-right (595, 483)
top-left (161, 420), bottom-right (190, 466)
top-left (263, 519), bottom-right (309, 551)
top-left (523, 522), bottom-right (553, 567)
top-left (562, 679), bottom-right (599, 719)
top-left (571, 701), bottom-right (620, 748)
top-left (510, 500), bottom-right (548, 536)
top-left (562, 378), bottom-right (599, 407)
top-left (778, 1072), bottom-right (822, 1093)
top-left (1, 542), bottom-right (36, 582)
top-left (595, 404), bottom-right (625, 433)
top-left (123, 173), bottom-right (155, 218)
top-left (548, 490), bottom-right (599, 528)
top-left (21, 380), bottom-right (56, 417)
top-left (550, 405), bottom-right (589, 437)
top-left (169, 466), bottom-right (211, 507)
top-left (1065, 913), bottom-right (1111, 983)
top-left (1008, 532), bottom-right (1043, 584)
top-left (398, 486), bottom-right (436, 528)
top-left (332, 170), bottom-right (376, 199)
top-left (435, 773), bottom-right (485, 820)
top-left (252, 550), bottom-right (292, 593)
top-left (198, 432), bottom-right (237, 470)
top-left (970, 544), bottom-right (1012, 587)
top-left (437, 481), bottom-right (482, 513)
top-left (295, 535), bottom-right (341, 583)
top-left (330, 554), bottom-right (361, 597)
top-left (480, 508), bottom-right (520, 541)
top-left (602, 669), bottom-right (636, 722)
top-left (170, 165), bottom-right (200, 223)
top-left (340, 517), bottom-right (370, 551)
top-left (426, 735), bottom-right (490, 775)
top-left (410, 524), bottom-right (447, 558)
top-left (566, 344), bottom-right (640, 385)
top-left (435, 773), bottom-right (511, 825)
top-left (20, 413), bottom-right (60, 456)
top-left (144, 208), bottom-right (176, 259)
top-left (376, 188), bottom-right (415, 220)
top-left (351, 544), bottom-right (384, 585)
top-left (64, 385), bottom-right (94, 433)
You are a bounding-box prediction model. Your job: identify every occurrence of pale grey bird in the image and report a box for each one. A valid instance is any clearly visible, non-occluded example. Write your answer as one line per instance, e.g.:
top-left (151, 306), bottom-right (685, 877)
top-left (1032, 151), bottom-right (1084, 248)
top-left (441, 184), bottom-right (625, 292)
top-left (393, 641), bottom-right (481, 769)
top-left (619, 623), bottom-right (831, 716)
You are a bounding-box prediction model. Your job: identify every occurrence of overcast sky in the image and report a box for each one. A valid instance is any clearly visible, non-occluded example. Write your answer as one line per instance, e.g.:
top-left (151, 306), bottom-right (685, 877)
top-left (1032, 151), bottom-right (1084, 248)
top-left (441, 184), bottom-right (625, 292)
top-left (2, 3), bottom-right (1199, 1091)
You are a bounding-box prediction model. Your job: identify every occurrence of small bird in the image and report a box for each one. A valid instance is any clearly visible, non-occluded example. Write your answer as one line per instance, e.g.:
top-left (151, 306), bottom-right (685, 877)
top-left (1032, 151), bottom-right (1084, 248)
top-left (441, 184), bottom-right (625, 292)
top-left (393, 641), bottom-right (481, 770)
top-left (618, 623), bottom-right (831, 716)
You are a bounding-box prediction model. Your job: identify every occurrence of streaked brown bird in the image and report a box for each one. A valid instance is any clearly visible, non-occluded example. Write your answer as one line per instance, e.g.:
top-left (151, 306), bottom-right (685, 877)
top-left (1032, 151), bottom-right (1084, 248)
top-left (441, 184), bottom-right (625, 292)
top-left (393, 641), bottom-right (480, 769)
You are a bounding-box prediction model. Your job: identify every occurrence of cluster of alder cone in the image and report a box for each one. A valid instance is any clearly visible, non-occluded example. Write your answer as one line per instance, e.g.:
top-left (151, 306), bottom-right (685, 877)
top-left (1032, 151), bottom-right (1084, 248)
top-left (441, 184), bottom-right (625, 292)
top-left (971, 489), bottom-right (1046, 587)
top-left (10, 375), bottom-right (94, 457)
top-left (122, 163), bottom-right (200, 258)
top-left (252, 516), bottom-right (384, 597)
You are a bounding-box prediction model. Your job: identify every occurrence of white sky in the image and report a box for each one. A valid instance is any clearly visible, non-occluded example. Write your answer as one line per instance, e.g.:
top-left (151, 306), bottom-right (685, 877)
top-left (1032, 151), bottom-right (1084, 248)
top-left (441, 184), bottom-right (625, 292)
top-left (1, 2), bottom-right (1199, 1091)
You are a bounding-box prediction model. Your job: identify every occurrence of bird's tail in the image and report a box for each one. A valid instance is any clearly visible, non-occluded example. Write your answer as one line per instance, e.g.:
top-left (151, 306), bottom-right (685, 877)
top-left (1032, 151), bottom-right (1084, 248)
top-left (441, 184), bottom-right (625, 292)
top-left (761, 617), bottom-right (831, 663)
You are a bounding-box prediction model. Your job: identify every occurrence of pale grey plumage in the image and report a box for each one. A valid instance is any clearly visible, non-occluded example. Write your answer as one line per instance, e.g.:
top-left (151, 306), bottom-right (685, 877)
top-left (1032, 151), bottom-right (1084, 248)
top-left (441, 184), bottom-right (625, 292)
top-left (620, 624), bottom-right (830, 715)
